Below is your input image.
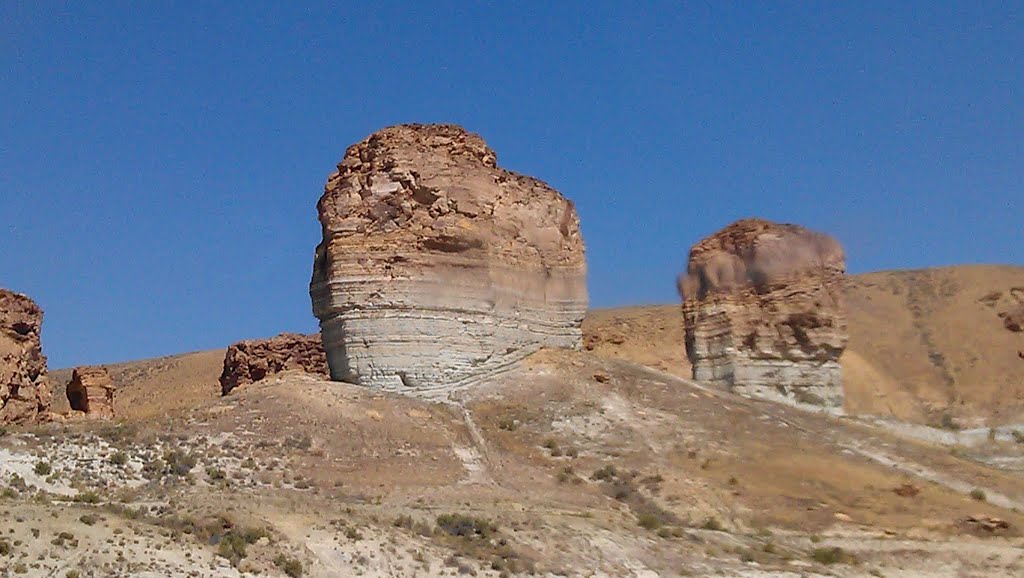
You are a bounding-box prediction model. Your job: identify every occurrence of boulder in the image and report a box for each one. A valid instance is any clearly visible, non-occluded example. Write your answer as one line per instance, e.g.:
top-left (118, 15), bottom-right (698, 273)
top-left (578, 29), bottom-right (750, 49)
top-left (0, 289), bottom-right (51, 423)
top-left (679, 218), bottom-right (848, 407)
top-left (1000, 306), bottom-right (1024, 332)
top-left (310, 124), bottom-right (587, 391)
top-left (220, 333), bottom-right (328, 395)
top-left (66, 366), bottom-right (116, 419)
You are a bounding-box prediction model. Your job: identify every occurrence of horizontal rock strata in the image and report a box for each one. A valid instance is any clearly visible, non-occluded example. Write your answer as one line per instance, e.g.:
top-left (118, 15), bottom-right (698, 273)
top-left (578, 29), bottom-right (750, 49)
top-left (679, 219), bottom-right (847, 407)
top-left (0, 289), bottom-right (51, 423)
top-left (311, 124), bottom-right (587, 391)
top-left (66, 366), bottom-right (116, 419)
top-left (220, 333), bottom-right (328, 395)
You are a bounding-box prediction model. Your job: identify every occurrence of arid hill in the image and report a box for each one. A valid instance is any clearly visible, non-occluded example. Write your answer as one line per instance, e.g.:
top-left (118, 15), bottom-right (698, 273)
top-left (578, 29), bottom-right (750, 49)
top-left (10, 347), bottom-right (1024, 576)
top-left (588, 264), bottom-right (1024, 426)
top-left (47, 265), bottom-right (1024, 427)
top-left (6, 265), bottom-right (1021, 576)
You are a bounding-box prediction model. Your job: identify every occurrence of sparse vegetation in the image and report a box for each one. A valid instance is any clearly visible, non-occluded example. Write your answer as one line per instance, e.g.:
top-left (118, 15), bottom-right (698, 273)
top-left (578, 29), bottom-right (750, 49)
top-left (163, 449), bottom-right (197, 476)
top-left (274, 554), bottom-right (304, 577)
top-left (701, 517), bottom-right (723, 532)
top-left (591, 465), bottom-right (617, 481)
top-left (810, 546), bottom-right (853, 565)
top-left (33, 461), bottom-right (52, 476)
top-left (436, 514), bottom-right (497, 539)
top-left (937, 412), bottom-right (961, 431)
top-left (637, 513), bottom-right (663, 530)
top-left (73, 491), bottom-right (102, 504)
top-left (109, 451), bottom-right (129, 466)
top-left (970, 488), bottom-right (986, 501)
top-left (215, 526), bottom-right (271, 567)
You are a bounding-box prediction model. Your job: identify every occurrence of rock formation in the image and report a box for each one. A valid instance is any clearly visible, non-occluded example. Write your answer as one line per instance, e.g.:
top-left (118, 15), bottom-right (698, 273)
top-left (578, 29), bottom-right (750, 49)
top-left (679, 218), bottom-right (848, 407)
top-left (66, 366), bottom-right (116, 419)
top-left (1001, 306), bottom-right (1024, 333)
top-left (220, 333), bottom-right (328, 395)
top-left (0, 289), bottom-right (51, 423)
top-left (310, 124), bottom-right (587, 391)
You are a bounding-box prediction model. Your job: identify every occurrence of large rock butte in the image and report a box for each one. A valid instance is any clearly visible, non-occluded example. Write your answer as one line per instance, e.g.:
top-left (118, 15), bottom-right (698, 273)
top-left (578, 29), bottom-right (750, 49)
top-left (678, 219), bottom-right (848, 407)
top-left (66, 366), bottom-right (116, 419)
top-left (0, 289), bottom-right (51, 423)
top-left (220, 333), bottom-right (328, 395)
top-left (310, 124), bottom-right (588, 391)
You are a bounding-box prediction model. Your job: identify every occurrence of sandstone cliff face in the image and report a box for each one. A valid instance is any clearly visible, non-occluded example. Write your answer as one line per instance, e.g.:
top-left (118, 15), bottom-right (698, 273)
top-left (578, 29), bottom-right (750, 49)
top-left (311, 124), bottom-right (587, 391)
top-left (66, 366), bottom-right (115, 419)
top-left (679, 219), bottom-right (847, 407)
top-left (220, 333), bottom-right (328, 395)
top-left (0, 289), bottom-right (51, 423)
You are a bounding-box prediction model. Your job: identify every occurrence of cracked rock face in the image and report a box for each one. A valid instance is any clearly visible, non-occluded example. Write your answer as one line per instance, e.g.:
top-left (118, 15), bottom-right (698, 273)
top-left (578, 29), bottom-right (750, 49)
top-left (66, 366), bottom-right (116, 419)
top-left (678, 219), bottom-right (847, 407)
top-left (0, 289), bottom-right (51, 423)
top-left (220, 333), bottom-right (328, 395)
top-left (311, 124), bottom-right (587, 391)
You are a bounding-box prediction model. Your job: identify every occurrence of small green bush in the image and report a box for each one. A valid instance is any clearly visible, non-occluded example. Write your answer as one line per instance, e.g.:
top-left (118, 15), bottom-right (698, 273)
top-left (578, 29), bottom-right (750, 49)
top-left (109, 451), bottom-right (129, 466)
top-left (637, 513), bottom-right (663, 530)
top-left (74, 491), bottom-right (101, 504)
top-left (33, 462), bottom-right (52, 476)
top-left (217, 533), bottom-right (247, 566)
top-left (810, 546), bottom-right (852, 565)
top-left (701, 517), bottom-right (723, 532)
top-left (970, 488), bottom-right (986, 501)
top-left (436, 514), bottom-right (497, 539)
top-left (591, 465), bottom-right (618, 481)
top-left (274, 554), bottom-right (304, 577)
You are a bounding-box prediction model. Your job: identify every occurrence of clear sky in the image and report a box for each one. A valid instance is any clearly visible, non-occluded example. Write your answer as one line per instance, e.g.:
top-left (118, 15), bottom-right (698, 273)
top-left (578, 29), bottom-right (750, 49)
top-left (2, 2), bottom-right (1021, 368)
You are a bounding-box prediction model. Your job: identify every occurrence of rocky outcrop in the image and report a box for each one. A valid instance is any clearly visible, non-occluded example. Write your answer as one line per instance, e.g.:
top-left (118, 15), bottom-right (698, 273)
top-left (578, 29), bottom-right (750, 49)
top-left (310, 124), bottom-right (587, 391)
top-left (679, 219), bottom-right (848, 407)
top-left (220, 333), bottom-right (328, 394)
top-left (1001, 306), bottom-right (1024, 333)
top-left (66, 366), bottom-right (116, 419)
top-left (0, 289), bottom-right (51, 423)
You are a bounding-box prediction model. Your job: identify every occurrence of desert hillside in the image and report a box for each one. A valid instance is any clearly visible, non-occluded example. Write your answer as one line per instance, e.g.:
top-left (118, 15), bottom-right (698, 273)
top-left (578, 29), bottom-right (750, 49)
top-left (7, 349), bottom-right (1024, 576)
top-left (585, 265), bottom-right (1024, 426)
top-left (47, 265), bottom-right (1024, 427)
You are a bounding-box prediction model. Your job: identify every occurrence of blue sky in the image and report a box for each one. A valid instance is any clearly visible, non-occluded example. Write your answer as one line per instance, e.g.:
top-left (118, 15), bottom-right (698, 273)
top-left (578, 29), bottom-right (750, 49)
top-left (2, 1), bottom-right (1021, 368)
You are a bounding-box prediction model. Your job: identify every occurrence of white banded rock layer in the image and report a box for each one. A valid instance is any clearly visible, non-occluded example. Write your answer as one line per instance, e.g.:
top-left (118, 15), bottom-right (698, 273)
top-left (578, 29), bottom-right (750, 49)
top-left (679, 219), bottom-right (848, 407)
top-left (311, 124), bottom-right (587, 391)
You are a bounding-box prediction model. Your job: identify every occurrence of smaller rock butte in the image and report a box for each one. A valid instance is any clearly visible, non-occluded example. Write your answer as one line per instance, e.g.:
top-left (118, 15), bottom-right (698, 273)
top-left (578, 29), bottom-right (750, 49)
top-left (679, 218), bottom-right (848, 407)
top-left (0, 289), bottom-right (51, 424)
top-left (66, 366), bottom-right (116, 419)
top-left (220, 333), bottom-right (328, 395)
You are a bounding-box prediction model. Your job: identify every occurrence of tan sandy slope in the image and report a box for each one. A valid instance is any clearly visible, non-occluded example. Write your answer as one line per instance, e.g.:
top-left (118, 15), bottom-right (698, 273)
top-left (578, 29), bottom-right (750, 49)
top-left (47, 265), bottom-right (1024, 426)
top-left (586, 265), bottom-right (1024, 425)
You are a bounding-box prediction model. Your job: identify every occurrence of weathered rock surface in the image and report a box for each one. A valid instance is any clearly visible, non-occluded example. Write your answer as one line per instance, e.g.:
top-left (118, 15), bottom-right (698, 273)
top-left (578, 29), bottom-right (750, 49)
top-left (0, 289), bottom-right (51, 423)
top-left (679, 218), bottom-right (848, 407)
top-left (66, 366), bottom-right (116, 419)
top-left (1000, 305), bottom-right (1024, 333)
top-left (311, 124), bottom-right (587, 391)
top-left (220, 333), bottom-right (328, 395)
